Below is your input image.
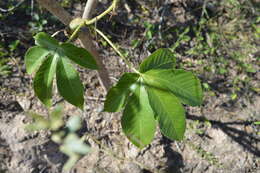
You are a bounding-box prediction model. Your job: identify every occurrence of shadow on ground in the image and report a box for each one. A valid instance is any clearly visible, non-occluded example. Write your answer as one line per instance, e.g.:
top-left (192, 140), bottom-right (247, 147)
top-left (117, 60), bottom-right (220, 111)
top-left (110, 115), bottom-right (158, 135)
top-left (187, 114), bottom-right (260, 157)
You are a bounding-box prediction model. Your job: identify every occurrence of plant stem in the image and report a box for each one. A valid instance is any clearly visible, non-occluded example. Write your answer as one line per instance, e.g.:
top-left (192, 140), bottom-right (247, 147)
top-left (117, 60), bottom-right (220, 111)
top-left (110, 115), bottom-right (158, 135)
top-left (67, 0), bottom-right (118, 43)
top-left (84, 0), bottom-right (118, 25)
top-left (82, 0), bottom-right (97, 19)
top-left (66, 22), bottom-right (85, 42)
top-left (94, 27), bottom-right (140, 74)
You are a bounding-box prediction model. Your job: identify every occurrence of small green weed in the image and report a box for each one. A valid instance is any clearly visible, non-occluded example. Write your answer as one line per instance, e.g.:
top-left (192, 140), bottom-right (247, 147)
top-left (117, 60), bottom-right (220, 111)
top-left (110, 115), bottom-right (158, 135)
top-left (187, 141), bottom-right (223, 168)
top-left (26, 105), bottom-right (90, 171)
top-left (0, 42), bottom-right (11, 76)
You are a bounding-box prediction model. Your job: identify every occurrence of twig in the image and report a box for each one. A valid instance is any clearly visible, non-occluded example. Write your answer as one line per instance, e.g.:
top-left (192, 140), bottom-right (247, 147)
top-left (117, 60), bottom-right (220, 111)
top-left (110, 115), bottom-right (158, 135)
top-left (66, 22), bottom-right (85, 43)
top-left (0, 0), bottom-right (25, 13)
top-left (31, 0), bottom-right (34, 17)
top-left (86, 96), bottom-right (105, 101)
top-left (84, 0), bottom-right (118, 26)
top-left (36, 0), bottom-right (72, 26)
top-left (94, 27), bottom-right (139, 74)
top-left (51, 30), bottom-right (64, 37)
top-left (67, 0), bottom-right (118, 42)
top-left (82, 0), bottom-right (98, 19)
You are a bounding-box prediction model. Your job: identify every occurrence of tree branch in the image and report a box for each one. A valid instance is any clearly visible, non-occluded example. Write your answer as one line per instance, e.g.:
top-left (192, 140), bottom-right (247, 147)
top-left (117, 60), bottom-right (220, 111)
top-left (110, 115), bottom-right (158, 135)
top-left (82, 0), bottom-right (98, 19)
top-left (36, 0), bottom-right (111, 92)
top-left (36, 0), bottom-right (72, 25)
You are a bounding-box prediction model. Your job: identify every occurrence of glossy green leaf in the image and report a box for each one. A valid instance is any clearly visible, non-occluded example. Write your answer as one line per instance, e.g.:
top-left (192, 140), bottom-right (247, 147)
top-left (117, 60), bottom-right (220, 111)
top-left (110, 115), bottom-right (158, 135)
top-left (104, 73), bottom-right (140, 112)
top-left (61, 43), bottom-right (98, 69)
top-left (146, 86), bottom-right (186, 141)
top-left (25, 46), bottom-right (49, 74)
top-left (34, 32), bottom-right (59, 50)
top-left (56, 57), bottom-right (84, 109)
top-left (33, 55), bottom-right (57, 107)
top-left (144, 69), bottom-right (203, 106)
top-left (26, 32), bottom-right (99, 107)
top-left (139, 48), bottom-right (176, 73)
top-left (121, 80), bottom-right (156, 148)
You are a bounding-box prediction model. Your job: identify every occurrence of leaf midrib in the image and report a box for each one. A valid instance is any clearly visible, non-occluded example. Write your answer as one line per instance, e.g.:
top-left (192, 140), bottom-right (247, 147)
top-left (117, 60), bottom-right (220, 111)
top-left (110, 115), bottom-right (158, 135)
top-left (147, 88), bottom-right (179, 139)
top-left (46, 54), bottom-right (58, 86)
top-left (61, 58), bottom-right (80, 103)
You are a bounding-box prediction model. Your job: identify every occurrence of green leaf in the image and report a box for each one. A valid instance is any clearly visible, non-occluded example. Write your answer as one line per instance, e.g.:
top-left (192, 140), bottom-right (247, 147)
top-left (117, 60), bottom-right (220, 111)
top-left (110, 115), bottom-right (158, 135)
top-left (56, 57), bottom-right (84, 109)
top-left (121, 80), bottom-right (156, 148)
top-left (51, 131), bottom-right (65, 144)
top-left (139, 48), bottom-right (176, 73)
top-left (104, 73), bottom-right (139, 112)
top-left (26, 32), bottom-right (99, 107)
top-left (61, 133), bottom-right (90, 155)
top-left (61, 43), bottom-right (98, 69)
top-left (144, 69), bottom-right (203, 106)
top-left (25, 46), bottom-right (49, 74)
top-left (67, 116), bottom-right (82, 132)
top-left (60, 133), bottom-right (90, 170)
top-left (33, 55), bottom-right (57, 107)
top-left (34, 32), bottom-right (59, 50)
top-left (145, 86), bottom-right (186, 141)
top-left (25, 112), bottom-right (49, 131)
top-left (49, 105), bottom-right (64, 131)
top-left (254, 121), bottom-right (260, 125)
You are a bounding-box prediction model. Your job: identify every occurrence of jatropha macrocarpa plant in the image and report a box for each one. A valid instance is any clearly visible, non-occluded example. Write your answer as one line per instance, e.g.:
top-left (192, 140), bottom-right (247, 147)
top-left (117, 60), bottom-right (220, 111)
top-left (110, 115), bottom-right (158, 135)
top-left (24, 0), bottom-right (203, 169)
top-left (26, 33), bottom-right (203, 148)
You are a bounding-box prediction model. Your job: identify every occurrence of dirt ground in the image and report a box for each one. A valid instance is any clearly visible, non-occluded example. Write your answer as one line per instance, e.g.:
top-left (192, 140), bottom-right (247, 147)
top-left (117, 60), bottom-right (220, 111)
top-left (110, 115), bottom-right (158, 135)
top-left (0, 0), bottom-right (259, 173)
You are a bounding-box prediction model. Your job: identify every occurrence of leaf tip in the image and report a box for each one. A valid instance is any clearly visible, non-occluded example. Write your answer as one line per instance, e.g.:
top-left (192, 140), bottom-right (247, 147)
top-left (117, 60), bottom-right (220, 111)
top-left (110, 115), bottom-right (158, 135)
top-left (78, 104), bottom-right (84, 110)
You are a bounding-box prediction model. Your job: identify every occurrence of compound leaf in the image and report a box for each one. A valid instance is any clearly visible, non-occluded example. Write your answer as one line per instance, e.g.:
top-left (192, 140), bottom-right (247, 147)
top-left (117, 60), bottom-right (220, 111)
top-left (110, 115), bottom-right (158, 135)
top-left (33, 55), bottom-right (57, 107)
top-left (144, 69), bottom-right (203, 106)
top-left (121, 80), bottom-right (156, 148)
top-left (145, 85), bottom-right (186, 141)
top-left (61, 43), bottom-right (98, 70)
top-left (26, 32), bottom-right (100, 107)
top-left (25, 46), bottom-right (49, 74)
top-left (104, 73), bottom-right (139, 112)
top-left (56, 57), bottom-right (84, 109)
top-left (139, 48), bottom-right (176, 73)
